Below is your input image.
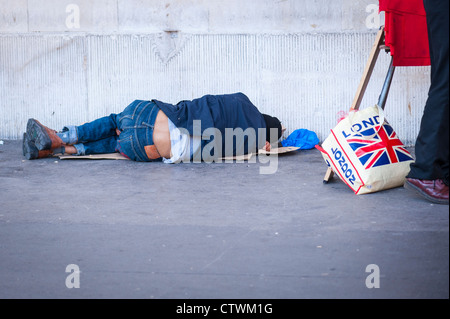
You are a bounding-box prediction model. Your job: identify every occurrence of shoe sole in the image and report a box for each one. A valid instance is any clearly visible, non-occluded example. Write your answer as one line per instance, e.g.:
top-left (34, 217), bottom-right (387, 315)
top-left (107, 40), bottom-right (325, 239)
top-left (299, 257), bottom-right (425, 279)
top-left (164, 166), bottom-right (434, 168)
top-left (404, 180), bottom-right (449, 205)
top-left (22, 133), bottom-right (39, 160)
top-left (26, 119), bottom-right (51, 151)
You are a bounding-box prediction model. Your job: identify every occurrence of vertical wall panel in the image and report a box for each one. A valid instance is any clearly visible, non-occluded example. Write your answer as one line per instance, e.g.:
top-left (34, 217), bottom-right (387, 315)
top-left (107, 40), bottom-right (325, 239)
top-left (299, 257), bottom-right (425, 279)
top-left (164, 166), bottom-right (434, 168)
top-left (0, 35), bottom-right (88, 137)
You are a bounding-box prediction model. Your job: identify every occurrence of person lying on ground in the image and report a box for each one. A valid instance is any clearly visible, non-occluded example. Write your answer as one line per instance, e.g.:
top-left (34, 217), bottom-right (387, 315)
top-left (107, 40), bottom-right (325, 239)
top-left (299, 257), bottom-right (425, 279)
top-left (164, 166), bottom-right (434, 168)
top-left (23, 92), bottom-right (284, 163)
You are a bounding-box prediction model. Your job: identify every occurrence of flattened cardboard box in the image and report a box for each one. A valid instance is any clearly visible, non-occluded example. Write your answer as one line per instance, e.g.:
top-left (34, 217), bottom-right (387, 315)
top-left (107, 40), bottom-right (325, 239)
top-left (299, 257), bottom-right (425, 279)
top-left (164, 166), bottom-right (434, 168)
top-left (59, 153), bottom-right (129, 160)
top-left (58, 147), bottom-right (300, 161)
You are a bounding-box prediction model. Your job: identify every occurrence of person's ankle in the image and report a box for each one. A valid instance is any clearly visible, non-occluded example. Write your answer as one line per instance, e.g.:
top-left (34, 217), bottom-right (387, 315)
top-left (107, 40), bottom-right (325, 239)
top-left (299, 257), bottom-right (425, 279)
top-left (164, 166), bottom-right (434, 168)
top-left (57, 126), bottom-right (78, 144)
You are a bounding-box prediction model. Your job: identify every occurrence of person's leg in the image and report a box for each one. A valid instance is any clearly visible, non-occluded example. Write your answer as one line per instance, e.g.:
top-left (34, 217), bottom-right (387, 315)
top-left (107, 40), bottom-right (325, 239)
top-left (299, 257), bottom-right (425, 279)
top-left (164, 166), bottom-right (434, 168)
top-left (57, 113), bottom-right (119, 146)
top-left (404, 0), bottom-right (449, 204)
top-left (71, 136), bottom-right (118, 156)
top-left (27, 113), bottom-right (120, 152)
top-left (56, 100), bottom-right (160, 159)
top-left (407, 0), bottom-right (449, 183)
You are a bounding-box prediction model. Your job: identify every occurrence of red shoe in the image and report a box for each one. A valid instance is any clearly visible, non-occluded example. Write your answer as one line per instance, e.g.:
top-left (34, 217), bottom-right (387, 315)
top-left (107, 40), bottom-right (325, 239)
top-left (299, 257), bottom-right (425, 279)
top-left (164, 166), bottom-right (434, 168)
top-left (404, 178), bottom-right (449, 205)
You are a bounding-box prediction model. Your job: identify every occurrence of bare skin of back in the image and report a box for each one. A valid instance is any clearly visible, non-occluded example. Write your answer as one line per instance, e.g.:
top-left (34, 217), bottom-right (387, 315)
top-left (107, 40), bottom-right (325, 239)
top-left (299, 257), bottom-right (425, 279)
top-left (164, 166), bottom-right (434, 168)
top-left (152, 110), bottom-right (172, 158)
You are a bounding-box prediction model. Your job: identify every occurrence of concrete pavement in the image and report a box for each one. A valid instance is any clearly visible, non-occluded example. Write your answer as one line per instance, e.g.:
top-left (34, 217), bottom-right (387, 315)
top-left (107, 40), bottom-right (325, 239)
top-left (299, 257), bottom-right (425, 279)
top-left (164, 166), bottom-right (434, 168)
top-left (0, 139), bottom-right (448, 299)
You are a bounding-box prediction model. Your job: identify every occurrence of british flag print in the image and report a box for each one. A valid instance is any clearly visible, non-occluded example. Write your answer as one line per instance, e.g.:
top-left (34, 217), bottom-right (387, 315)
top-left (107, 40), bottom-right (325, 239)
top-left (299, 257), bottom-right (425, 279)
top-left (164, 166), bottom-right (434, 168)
top-left (346, 123), bottom-right (414, 169)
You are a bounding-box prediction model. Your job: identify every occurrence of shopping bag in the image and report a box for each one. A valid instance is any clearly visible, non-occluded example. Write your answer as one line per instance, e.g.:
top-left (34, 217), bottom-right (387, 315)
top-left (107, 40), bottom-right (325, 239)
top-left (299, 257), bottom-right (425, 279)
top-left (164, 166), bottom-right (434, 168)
top-left (316, 105), bottom-right (414, 195)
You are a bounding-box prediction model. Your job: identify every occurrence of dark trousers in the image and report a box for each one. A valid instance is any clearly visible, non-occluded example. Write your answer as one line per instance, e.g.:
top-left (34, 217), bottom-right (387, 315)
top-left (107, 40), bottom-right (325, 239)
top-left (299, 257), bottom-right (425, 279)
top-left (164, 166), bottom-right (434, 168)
top-left (408, 0), bottom-right (449, 185)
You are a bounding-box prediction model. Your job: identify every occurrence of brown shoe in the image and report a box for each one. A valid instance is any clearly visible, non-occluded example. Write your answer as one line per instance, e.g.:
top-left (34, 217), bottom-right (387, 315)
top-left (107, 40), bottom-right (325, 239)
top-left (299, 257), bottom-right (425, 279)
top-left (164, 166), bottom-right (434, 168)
top-left (26, 118), bottom-right (63, 151)
top-left (404, 178), bottom-right (449, 205)
top-left (22, 133), bottom-right (54, 160)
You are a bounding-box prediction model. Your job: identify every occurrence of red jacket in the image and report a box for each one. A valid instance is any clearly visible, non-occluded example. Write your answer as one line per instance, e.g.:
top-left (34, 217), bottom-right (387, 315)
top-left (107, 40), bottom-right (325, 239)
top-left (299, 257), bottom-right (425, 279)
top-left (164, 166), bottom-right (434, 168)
top-left (379, 0), bottom-right (430, 66)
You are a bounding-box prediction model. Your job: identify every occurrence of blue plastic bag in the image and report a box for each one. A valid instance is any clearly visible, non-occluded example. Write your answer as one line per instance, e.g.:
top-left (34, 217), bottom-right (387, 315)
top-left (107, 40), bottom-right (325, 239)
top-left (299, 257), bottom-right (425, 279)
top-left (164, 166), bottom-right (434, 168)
top-left (281, 129), bottom-right (319, 150)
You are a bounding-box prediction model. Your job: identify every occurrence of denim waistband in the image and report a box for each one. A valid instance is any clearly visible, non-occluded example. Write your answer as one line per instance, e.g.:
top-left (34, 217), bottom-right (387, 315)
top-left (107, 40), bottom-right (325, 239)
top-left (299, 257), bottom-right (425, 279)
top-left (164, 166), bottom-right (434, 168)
top-left (116, 100), bottom-right (161, 162)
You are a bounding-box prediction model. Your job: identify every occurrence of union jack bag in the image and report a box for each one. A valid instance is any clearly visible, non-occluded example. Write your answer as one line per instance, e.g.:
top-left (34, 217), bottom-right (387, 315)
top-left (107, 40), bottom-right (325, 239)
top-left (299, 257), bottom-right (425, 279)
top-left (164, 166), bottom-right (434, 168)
top-left (317, 105), bottom-right (414, 195)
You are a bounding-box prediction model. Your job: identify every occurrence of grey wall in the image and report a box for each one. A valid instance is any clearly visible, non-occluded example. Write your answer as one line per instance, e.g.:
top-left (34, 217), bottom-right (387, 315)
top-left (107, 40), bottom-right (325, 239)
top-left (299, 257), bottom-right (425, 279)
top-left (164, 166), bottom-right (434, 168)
top-left (0, 0), bottom-right (429, 144)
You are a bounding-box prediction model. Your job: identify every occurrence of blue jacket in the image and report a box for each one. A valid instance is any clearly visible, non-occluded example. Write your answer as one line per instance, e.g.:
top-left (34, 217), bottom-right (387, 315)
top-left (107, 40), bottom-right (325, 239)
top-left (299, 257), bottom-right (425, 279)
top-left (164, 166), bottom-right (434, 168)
top-left (152, 92), bottom-right (267, 157)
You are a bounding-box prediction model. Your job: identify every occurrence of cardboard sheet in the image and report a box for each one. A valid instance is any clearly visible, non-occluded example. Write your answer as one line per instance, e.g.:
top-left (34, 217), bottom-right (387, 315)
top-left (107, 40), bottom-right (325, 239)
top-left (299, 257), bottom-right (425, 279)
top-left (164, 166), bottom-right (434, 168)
top-left (59, 153), bottom-right (129, 160)
top-left (58, 147), bottom-right (300, 161)
top-left (219, 153), bottom-right (254, 161)
top-left (257, 146), bottom-right (300, 155)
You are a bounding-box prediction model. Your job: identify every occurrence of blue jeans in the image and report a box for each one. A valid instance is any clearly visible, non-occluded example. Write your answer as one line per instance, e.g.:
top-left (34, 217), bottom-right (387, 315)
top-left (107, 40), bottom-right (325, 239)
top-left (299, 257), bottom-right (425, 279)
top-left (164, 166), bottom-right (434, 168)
top-left (73, 114), bottom-right (119, 156)
top-left (70, 100), bottom-right (161, 162)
